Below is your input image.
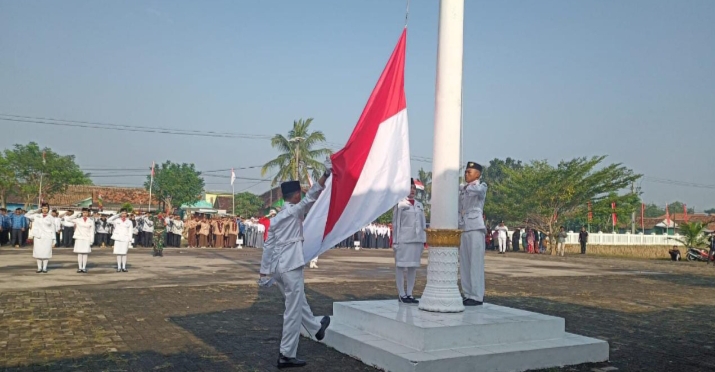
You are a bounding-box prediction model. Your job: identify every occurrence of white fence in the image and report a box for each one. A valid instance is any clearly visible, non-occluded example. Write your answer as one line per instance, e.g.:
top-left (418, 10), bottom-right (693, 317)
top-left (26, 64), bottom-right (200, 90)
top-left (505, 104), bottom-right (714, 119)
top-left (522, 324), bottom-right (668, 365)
top-left (564, 231), bottom-right (682, 246)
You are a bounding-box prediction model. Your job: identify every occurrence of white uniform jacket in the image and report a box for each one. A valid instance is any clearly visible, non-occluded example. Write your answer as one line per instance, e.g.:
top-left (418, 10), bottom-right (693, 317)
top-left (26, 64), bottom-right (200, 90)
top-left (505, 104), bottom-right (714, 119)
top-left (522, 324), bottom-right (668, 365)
top-left (172, 220), bottom-right (184, 235)
top-left (458, 180), bottom-right (488, 232)
top-left (260, 183), bottom-right (324, 275)
top-left (108, 214), bottom-right (134, 242)
top-left (141, 216), bottom-right (154, 233)
top-left (392, 199), bottom-right (427, 245)
top-left (26, 210), bottom-right (56, 241)
top-left (495, 225), bottom-right (509, 239)
top-left (70, 215), bottom-right (96, 241)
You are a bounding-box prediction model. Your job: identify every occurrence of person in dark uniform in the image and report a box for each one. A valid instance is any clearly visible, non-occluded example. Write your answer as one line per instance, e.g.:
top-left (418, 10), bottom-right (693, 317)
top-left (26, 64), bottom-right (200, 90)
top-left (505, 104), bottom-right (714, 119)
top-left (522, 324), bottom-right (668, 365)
top-left (512, 228), bottom-right (521, 252)
top-left (578, 226), bottom-right (589, 254)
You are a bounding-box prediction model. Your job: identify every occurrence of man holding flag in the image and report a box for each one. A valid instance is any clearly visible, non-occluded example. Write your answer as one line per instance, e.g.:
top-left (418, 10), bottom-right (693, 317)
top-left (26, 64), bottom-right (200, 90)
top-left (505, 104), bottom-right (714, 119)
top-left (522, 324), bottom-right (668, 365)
top-left (258, 158), bottom-right (333, 369)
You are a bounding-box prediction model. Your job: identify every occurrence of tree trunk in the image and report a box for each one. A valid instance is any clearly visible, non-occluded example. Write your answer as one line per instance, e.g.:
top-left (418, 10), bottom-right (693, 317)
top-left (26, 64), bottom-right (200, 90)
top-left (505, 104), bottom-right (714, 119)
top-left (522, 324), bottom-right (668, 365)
top-left (549, 224), bottom-right (556, 255)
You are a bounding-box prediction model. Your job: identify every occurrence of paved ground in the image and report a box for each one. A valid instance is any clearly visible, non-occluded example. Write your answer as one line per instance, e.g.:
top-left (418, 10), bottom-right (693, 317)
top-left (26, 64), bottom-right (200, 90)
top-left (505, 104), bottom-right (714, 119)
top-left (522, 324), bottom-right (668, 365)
top-left (1, 246), bottom-right (715, 371)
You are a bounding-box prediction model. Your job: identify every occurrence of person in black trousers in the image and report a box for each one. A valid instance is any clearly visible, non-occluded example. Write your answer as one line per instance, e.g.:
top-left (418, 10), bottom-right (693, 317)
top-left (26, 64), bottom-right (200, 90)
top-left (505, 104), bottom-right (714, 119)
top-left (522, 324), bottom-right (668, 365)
top-left (578, 226), bottom-right (589, 254)
top-left (61, 210), bottom-right (76, 247)
top-left (512, 228), bottom-right (521, 252)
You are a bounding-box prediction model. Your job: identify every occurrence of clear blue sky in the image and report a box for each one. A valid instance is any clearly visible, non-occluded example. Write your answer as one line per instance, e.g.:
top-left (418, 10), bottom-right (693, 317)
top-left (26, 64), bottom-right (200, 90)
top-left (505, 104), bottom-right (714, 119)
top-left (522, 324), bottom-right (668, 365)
top-left (1, 1), bottom-right (714, 209)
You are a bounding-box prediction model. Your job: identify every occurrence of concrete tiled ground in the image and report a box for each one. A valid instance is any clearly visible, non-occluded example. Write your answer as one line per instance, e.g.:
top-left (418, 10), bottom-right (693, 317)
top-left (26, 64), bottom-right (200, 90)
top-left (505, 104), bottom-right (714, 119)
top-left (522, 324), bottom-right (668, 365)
top-left (0, 247), bottom-right (714, 371)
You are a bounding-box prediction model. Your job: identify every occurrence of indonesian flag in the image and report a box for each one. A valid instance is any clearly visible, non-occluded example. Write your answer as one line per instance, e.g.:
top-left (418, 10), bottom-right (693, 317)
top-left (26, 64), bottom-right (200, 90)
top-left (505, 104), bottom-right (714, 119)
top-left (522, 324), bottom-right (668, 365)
top-left (150, 161), bottom-right (155, 178)
top-left (611, 202), bottom-right (617, 227)
top-left (303, 29), bottom-right (411, 263)
top-left (230, 168), bottom-right (236, 186)
top-left (413, 179), bottom-right (424, 191)
top-left (666, 203), bottom-right (670, 227)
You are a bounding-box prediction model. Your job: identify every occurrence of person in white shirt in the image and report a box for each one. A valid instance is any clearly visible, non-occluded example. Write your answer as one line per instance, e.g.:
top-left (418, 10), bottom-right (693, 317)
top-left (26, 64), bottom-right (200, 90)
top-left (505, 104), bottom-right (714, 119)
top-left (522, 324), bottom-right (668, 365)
top-left (259, 160), bottom-right (332, 369)
top-left (25, 203), bottom-right (55, 273)
top-left (66, 208), bottom-right (95, 273)
top-left (391, 178), bottom-right (427, 304)
top-left (108, 209), bottom-right (134, 272)
top-left (495, 221), bottom-right (509, 254)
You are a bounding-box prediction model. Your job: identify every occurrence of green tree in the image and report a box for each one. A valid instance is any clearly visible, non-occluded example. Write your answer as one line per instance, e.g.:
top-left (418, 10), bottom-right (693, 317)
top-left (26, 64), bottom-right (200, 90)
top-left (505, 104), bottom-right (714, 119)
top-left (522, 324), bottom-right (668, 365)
top-left (4, 142), bottom-right (91, 208)
top-left (120, 202), bottom-right (134, 213)
top-left (488, 156), bottom-right (641, 255)
top-left (643, 203), bottom-right (665, 218)
top-left (261, 118), bottom-right (332, 187)
top-left (416, 167), bottom-right (432, 222)
top-left (670, 221), bottom-right (709, 248)
top-left (144, 161), bottom-right (205, 213)
top-left (234, 192), bottom-right (265, 218)
top-left (705, 208), bottom-right (715, 215)
top-left (482, 158), bottom-right (524, 225)
top-left (375, 208), bottom-right (393, 224)
top-left (0, 154), bottom-right (16, 208)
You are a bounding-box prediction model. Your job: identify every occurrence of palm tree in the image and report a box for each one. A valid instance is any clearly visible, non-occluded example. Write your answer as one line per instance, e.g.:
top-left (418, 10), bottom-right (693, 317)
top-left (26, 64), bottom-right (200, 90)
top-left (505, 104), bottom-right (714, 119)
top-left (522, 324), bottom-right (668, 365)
top-left (670, 221), bottom-right (709, 248)
top-left (261, 118), bottom-right (333, 186)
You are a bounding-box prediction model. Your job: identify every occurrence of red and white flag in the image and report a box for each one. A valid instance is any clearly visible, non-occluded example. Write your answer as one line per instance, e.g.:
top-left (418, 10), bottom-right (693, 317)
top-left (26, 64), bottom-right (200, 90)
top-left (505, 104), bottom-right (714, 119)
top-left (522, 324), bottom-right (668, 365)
top-left (230, 168), bottom-right (236, 186)
top-left (303, 29), bottom-right (411, 262)
top-left (413, 179), bottom-right (424, 191)
top-left (150, 161), bottom-right (155, 179)
top-left (666, 203), bottom-right (670, 227)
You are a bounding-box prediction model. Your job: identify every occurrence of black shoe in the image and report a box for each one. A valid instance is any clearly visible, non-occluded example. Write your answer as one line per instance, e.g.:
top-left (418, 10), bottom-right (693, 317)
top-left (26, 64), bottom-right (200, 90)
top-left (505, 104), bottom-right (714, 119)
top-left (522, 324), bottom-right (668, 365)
top-left (407, 296), bottom-right (419, 305)
top-left (82, 269), bottom-right (88, 273)
top-left (77, 269), bottom-right (83, 273)
top-left (36, 269), bottom-right (42, 273)
top-left (42, 270), bottom-right (48, 273)
top-left (315, 316), bottom-right (330, 341)
top-left (463, 299), bottom-right (483, 306)
top-left (398, 296), bottom-right (410, 304)
top-left (117, 268), bottom-right (122, 272)
top-left (122, 268), bottom-right (128, 272)
top-left (277, 354), bottom-right (307, 369)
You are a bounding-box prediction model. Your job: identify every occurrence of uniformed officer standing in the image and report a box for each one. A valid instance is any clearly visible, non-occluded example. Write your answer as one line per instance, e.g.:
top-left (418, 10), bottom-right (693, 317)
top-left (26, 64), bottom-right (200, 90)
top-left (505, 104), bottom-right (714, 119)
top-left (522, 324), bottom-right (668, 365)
top-left (259, 159), bottom-right (332, 369)
top-left (458, 162), bottom-right (488, 306)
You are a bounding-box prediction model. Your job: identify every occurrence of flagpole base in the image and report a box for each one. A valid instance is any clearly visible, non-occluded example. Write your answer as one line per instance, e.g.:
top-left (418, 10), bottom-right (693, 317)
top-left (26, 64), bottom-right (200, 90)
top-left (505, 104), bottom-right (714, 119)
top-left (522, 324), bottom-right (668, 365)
top-left (418, 229), bottom-right (464, 313)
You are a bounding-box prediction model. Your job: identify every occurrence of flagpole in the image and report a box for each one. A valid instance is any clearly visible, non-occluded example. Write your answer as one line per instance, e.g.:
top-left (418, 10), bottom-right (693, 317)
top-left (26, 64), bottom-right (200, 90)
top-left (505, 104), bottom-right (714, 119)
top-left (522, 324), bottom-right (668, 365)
top-left (148, 162), bottom-right (154, 212)
top-left (419, 0), bottom-right (465, 313)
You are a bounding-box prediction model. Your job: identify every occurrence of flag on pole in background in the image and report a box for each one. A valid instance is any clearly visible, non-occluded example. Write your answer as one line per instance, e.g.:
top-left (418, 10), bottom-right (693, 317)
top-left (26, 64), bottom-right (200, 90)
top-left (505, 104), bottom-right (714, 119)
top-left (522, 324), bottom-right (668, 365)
top-left (303, 29), bottom-right (410, 263)
top-left (231, 168), bottom-right (236, 186)
top-left (640, 203), bottom-right (645, 231)
top-left (587, 201), bottom-right (593, 222)
top-left (666, 203), bottom-right (670, 227)
top-left (42, 151), bottom-right (46, 165)
top-left (151, 161), bottom-right (155, 179)
top-left (413, 179), bottom-right (424, 191)
top-left (683, 204), bottom-right (688, 223)
top-left (611, 202), bottom-right (617, 227)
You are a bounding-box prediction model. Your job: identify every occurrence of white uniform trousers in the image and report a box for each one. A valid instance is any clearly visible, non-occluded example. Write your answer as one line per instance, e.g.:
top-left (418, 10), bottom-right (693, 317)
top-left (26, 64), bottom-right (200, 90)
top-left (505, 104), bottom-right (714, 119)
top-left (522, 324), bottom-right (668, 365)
top-left (459, 230), bottom-right (486, 302)
top-left (274, 267), bottom-right (322, 358)
top-left (498, 236), bottom-right (507, 253)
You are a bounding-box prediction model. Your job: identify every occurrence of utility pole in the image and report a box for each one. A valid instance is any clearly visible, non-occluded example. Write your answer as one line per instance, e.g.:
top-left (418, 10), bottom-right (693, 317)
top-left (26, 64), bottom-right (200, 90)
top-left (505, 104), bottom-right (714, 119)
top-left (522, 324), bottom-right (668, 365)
top-left (631, 182), bottom-right (636, 233)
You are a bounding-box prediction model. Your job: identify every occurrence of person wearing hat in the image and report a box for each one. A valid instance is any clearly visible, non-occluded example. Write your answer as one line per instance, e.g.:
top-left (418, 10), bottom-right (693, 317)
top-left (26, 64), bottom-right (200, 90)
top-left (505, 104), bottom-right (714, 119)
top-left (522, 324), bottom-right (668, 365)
top-left (259, 158), bottom-right (332, 369)
top-left (391, 178), bottom-right (427, 304)
top-left (458, 161), bottom-right (488, 306)
top-left (108, 209), bottom-right (134, 272)
top-left (25, 203), bottom-right (56, 273)
top-left (65, 208), bottom-right (95, 273)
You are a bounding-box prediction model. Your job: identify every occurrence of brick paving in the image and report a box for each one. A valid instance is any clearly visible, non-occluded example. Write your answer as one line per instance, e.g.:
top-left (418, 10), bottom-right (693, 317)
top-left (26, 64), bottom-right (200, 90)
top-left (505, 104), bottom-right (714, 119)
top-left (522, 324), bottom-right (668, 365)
top-left (1, 247), bottom-right (715, 371)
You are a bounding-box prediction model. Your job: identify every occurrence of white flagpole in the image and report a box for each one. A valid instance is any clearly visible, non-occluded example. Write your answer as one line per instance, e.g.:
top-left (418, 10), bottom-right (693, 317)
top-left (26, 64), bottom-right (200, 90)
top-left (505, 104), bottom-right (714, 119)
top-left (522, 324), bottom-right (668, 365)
top-left (231, 168), bottom-right (236, 215)
top-left (148, 161), bottom-right (154, 212)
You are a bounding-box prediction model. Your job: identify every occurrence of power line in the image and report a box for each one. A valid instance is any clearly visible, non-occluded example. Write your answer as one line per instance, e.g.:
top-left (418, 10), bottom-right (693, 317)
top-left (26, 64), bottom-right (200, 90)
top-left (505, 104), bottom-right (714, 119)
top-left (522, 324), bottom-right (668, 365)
top-left (642, 177), bottom-right (715, 190)
top-left (0, 112), bottom-right (435, 163)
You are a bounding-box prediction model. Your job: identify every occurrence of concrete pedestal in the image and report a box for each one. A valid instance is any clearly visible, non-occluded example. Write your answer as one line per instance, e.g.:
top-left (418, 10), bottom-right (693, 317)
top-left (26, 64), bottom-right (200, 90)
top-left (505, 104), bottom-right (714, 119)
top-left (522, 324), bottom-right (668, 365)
top-left (306, 300), bottom-right (608, 372)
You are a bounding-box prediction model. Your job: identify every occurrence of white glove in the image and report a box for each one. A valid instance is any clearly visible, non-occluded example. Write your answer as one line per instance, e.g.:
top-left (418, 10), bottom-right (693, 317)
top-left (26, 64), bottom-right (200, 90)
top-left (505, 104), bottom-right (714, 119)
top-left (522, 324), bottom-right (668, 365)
top-left (323, 157), bottom-right (333, 175)
top-left (257, 276), bottom-right (275, 288)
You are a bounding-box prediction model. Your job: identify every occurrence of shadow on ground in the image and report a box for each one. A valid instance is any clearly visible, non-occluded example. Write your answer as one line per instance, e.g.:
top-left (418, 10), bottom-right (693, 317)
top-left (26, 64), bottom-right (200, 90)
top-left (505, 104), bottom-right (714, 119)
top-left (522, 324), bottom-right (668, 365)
top-left (3, 277), bottom-right (715, 371)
